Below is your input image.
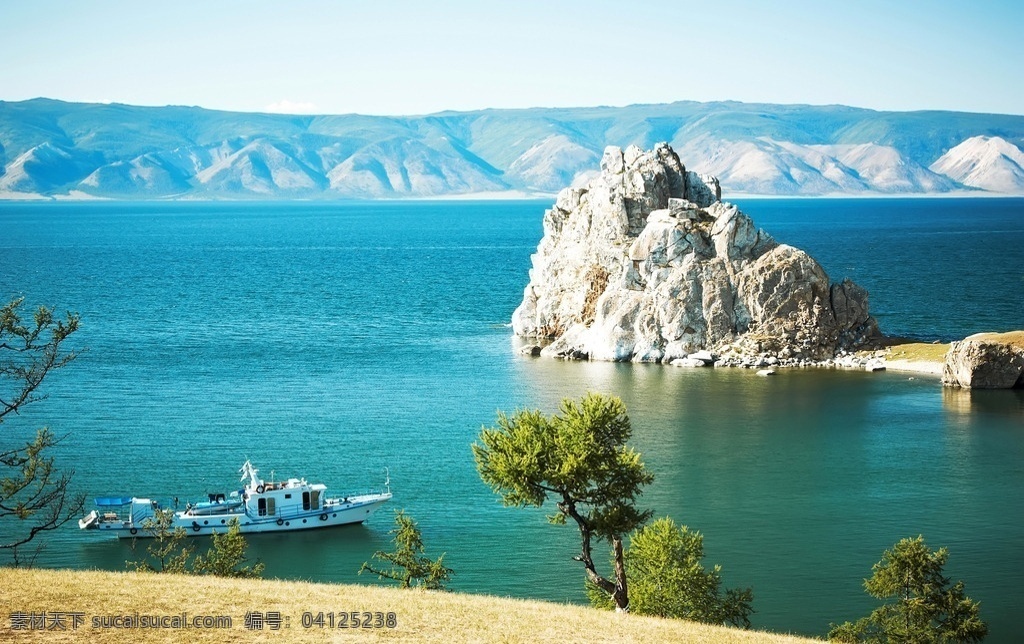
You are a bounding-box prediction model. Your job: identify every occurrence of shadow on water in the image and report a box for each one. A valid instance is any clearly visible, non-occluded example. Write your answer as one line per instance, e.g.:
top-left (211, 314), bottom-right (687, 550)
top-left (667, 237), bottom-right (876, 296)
top-left (75, 522), bottom-right (390, 582)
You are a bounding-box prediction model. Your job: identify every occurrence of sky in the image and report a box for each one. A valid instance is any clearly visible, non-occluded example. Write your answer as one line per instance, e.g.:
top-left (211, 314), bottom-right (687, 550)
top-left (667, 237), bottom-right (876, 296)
top-left (1, 0), bottom-right (1021, 117)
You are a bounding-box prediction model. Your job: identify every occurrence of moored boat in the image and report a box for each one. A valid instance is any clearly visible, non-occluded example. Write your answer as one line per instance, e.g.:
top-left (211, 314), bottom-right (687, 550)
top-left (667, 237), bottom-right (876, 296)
top-left (79, 461), bottom-right (391, 538)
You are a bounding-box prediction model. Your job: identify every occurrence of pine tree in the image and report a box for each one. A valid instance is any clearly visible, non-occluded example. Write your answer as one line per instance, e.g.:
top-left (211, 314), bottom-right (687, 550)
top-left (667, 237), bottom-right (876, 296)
top-left (1, 298), bottom-right (82, 564)
top-left (588, 517), bottom-right (753, 627)
top-left (473, 393), bottom-right (652, 612)
top-left (128, 513), bottom-right (263, 578)
top-left (359, 510), bottom-right (453, 590)
top-left (127, 508), bottom-right (193, 574)
top-left (828, 535), bottom-right (987, 642)
top-left (192, 518), bottom-right (265, 578)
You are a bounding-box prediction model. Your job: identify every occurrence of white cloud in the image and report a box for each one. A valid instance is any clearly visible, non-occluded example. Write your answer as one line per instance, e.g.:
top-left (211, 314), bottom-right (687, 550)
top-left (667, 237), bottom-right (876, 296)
top-left (263, 100), bottom-right (319, 115)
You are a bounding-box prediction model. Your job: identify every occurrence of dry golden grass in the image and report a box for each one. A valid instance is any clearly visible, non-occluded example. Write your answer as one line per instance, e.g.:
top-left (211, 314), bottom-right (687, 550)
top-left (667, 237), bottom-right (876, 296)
top-left (971, 330), bottom-right (1024, 349)
top-left (883, 342), bottom-right (950, 363)
top-left (0, 567), bottom-right (818, 643)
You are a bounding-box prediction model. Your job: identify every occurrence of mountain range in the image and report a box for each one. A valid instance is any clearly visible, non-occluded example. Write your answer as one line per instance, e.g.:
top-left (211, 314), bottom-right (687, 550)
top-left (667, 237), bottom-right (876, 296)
top-left (1, 98), bottom-right (1023, 199)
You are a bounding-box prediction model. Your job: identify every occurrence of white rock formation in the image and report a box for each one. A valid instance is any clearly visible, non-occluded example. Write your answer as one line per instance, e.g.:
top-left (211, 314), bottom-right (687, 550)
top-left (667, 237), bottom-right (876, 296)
top-left (512, 143), bottom-right (880, 363)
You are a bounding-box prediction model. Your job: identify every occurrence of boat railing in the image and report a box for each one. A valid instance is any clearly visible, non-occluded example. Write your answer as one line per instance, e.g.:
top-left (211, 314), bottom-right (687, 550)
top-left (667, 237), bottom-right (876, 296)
top-left (330, 488), bottom-right (391, 501)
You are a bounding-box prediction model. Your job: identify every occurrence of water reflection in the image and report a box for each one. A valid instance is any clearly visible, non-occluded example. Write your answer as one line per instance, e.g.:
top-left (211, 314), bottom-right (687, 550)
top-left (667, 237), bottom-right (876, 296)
top-left (943, 386), bottom-right (1024, 417)
top-left (509, 359), bottom-right (1024, 641)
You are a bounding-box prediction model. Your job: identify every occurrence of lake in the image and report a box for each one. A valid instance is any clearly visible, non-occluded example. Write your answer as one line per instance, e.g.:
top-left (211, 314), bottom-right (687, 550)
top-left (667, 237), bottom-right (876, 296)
top-left (1, 197), bottom-right (1022, 640)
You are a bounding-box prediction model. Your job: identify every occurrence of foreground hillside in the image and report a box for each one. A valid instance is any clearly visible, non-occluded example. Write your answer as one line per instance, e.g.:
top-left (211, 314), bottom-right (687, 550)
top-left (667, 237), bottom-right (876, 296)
top-left (1, 98), bottom-right (1023, 199)
top-left (0, 568), bottom-right (816, 643)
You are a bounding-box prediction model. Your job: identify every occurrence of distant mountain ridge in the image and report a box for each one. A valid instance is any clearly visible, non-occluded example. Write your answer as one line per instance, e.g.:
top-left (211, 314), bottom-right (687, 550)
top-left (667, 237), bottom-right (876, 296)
top-left (1, 98), bottom-right (1023, 199)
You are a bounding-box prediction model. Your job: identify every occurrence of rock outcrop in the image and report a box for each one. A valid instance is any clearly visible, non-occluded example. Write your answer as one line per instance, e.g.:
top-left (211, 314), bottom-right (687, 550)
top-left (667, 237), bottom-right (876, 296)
top-left (942, 333), bottom-right (1024, 389)
top-left (511, 143), bottom-right (880, 364)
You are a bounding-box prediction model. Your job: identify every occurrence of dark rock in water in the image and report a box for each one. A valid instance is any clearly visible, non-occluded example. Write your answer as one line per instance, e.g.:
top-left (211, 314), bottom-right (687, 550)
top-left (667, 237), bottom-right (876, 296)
top-left (512, 143), bottom-right (881, 363)
top-left (518, 344), bottom-right (542, 357)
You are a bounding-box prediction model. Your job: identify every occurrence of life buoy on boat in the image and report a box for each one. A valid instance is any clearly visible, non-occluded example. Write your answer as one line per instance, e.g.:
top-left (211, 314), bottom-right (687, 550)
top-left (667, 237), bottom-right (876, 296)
top-left (276, 518), bottom-right (284, 526)
top-left (129, 527), bottom-right (138, 535)
top-left (192, 522), bottom-right (200, 532)
top-left (319, 513), bottom-right (328, 521)
top-left (256, 485), bottom-right (265, 494)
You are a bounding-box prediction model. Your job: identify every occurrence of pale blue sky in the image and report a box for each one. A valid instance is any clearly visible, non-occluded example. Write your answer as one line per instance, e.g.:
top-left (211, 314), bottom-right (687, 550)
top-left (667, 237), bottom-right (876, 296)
top-left (1, 0), bottom-right (1021, 116)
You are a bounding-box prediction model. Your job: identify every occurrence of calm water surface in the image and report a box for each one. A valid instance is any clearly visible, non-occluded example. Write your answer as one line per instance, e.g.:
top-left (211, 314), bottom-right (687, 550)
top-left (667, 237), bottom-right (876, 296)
top-left (1, 198), bottom-right (1022, 640)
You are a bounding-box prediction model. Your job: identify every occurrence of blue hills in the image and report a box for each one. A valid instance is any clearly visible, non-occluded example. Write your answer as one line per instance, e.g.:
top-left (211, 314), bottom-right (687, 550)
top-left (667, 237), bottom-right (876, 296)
top-left (1, 98), bottom-right (1023, 199)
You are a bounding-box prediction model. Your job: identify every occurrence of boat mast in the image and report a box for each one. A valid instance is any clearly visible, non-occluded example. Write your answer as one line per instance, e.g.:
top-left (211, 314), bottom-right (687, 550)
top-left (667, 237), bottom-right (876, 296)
top-left (239, 460), bottom-right (261, 490)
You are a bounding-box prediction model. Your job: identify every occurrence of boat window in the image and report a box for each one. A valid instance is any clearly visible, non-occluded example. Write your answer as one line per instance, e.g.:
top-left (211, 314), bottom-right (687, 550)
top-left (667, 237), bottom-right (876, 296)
top-left (284, 494), bottom-right (291, 499)
top-left (267, 498), bottom-right (275, 516)
top-left (311, 490), bottom-right (320, 510)
top-left (302, 491), bottom-right (311, 511)
top-left (257, 498), bottom-right (267, 517)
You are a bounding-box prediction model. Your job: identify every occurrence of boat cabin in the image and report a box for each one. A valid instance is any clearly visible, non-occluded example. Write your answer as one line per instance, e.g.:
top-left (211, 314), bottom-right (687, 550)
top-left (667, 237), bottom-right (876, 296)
top-left (239, 462), bottom-right (328, 521)
top-left (246, 478), bottom-right (327, 519)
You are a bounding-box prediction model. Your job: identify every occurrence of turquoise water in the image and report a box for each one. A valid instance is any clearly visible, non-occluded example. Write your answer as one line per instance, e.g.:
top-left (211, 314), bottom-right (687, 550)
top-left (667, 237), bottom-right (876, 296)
top-left (1, 199), bottom-right (1022, 640)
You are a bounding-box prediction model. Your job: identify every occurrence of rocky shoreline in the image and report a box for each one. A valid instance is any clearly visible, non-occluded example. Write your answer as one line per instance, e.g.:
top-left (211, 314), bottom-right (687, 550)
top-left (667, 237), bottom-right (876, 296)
top-left (519, 340), bottom-right (944, 377)
top-left (519, 335), bottom-right (1024, 387)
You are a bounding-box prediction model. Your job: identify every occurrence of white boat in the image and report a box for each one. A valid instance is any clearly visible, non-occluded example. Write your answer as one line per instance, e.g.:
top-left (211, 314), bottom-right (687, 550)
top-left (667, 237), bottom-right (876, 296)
top-left (79, 461), bottom-right (391, 538)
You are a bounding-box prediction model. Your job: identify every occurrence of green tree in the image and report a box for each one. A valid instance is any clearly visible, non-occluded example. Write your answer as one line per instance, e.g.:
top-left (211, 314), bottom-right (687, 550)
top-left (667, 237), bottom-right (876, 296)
top-left (1, 297), bottom-right (82, 564)
top-left (473, 393), bottom-right (653, 612)
top-left (129, 511), bottom-right (263, 578)
top-left (359, 509), bottom-right (453, 590)
top-left (192, 518), bottom-right (264, 578)
top-left (588, 517), bottom-right (754, 626)
top-left (828, 535), bottom-right (987, 643)
top-left (127, 508), bottom-right (193, 574)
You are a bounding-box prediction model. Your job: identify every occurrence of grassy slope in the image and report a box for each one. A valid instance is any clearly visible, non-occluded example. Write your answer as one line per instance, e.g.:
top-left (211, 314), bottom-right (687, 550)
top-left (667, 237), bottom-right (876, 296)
top-left (0, 568), bottom-right (817, 643)
top-left (884, 342), bottom-right (950, 363)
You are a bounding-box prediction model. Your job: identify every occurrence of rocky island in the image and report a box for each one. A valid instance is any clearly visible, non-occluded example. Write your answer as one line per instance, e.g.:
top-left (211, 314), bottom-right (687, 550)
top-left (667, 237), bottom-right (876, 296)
top-left (512, 143), bottom-right (881, 367)
top-left (942, 332), bottom-right (1024, 389)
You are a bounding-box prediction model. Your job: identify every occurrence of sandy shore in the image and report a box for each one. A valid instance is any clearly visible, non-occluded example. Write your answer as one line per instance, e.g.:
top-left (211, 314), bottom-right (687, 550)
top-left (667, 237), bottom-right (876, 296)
top-left (883, 359), bottom-right (944, 376)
